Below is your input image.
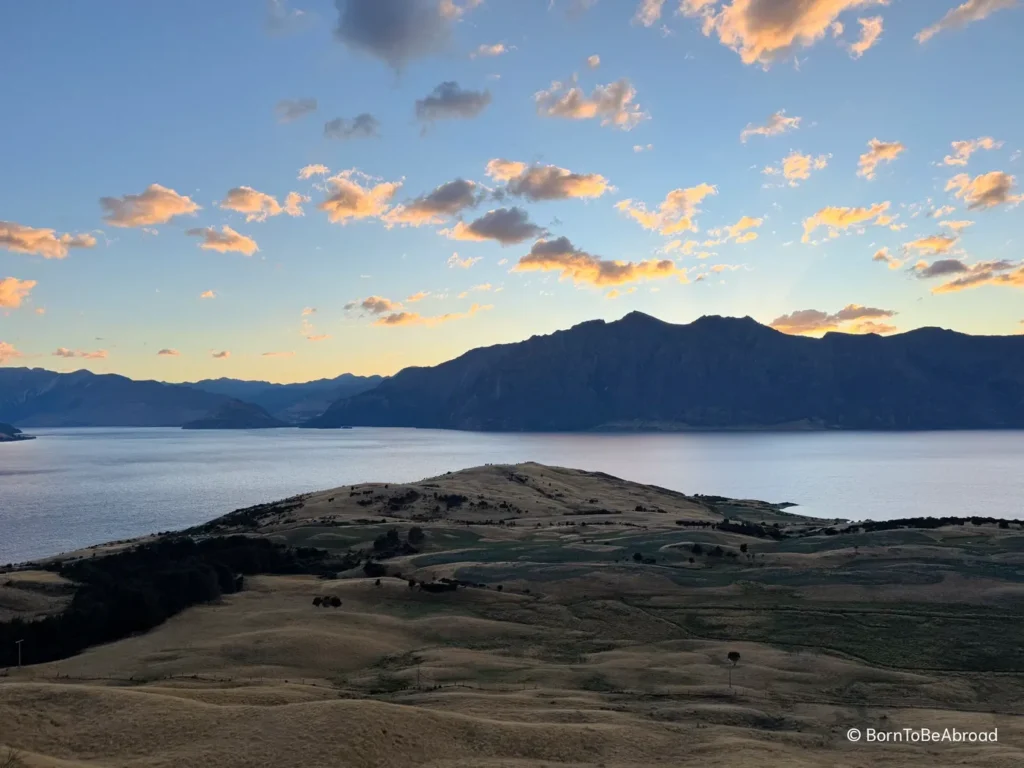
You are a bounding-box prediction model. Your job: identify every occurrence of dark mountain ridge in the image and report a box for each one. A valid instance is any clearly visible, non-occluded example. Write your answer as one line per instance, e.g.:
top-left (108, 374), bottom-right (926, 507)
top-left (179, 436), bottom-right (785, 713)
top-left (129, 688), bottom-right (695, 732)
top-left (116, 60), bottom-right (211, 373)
top-left (306, 312), bottom-right (1024, 432)
top-left (181, 400), bottom-right (287, 430)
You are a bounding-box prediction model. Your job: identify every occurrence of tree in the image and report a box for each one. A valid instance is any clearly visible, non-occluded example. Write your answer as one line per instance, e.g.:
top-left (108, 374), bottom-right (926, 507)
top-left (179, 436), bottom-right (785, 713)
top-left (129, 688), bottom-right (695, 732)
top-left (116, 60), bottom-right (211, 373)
top-left (632, 552), bottom-right (644, 562)
top-left (329, 596), bottom-right (342, 608)
top-left (691, 543), bottom-right (703, 556)
top-left (727, 651), bottom-right (741, 688)
top-left (312, 597), bottom-right (322, 607)
top-left (408, 526), bottom-right (425, 545)
top-left (408, 579), bottom-right (417, 589)
top-left (375, 578), bottom-right (382, 587)
top-left (739, 543), bottom-right (748, 554)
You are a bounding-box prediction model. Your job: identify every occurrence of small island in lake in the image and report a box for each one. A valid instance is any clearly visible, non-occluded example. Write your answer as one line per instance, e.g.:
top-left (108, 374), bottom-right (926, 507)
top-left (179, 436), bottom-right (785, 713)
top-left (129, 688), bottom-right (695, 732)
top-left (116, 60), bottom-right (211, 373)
top-left (0, 422), bottom-right (35, 442)
top-left (181, 399), bottom-right (287, 430)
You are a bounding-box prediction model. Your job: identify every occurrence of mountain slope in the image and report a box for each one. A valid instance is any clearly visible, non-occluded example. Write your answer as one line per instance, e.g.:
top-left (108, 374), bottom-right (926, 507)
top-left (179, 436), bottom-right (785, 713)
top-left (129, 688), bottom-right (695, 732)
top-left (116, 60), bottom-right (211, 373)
top-left (306, 312), bottom-right (1024, 431)
top-left (0, 368), bottom-right (233, 427)
top-left (185, 374), bottom-right (384, 423)
top-left (181, 400), bottom-right (287, 430)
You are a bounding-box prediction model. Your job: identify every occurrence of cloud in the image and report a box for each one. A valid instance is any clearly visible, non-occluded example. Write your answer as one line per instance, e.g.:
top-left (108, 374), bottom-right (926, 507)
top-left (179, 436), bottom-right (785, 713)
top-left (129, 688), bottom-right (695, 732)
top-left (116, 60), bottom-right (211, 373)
top-left (212, 350), bottom-right (231, 359)
top-left (407, 291), bottom-right (430, 302)
top-left (324, 113), bottom-right (381, 139)
top-left (266, 0), bottom-right (308, 34)
top-left (471, 43), bottom-right (509, 58)
top-left (943, 137), bottom-right (1003, 166)
top-left (939, 219), bottom-right (974, 233)
top-left (275, 98), bottom-right (318, 123)
top-left (904, 234), bottom-right (959, 255)
top-left (740, 110), bottom-right (801, 142)
top-left (535, 77), bottom-right (647, 130)
top-left (770, 304), bottom-right (897, 336)
top-left (513, 236), bottom-right (687, 287)
top-left (872, 246), bottom-right (903, 270)
top-left (916, 0), bottom-right (1019, 44)
top-left (347, 295), bottom-right (405, 315)
top-left (858, 139), bottom-right (906, 180)
top-left (0, 277), bottom-right (37, 309)
top-left (100, 184), bottom-right (201, 228)
top-left (587, 54), bottom-right (601, 68)
top-left (157, 349), bottom-right (180, 357)
top-left (913, 258), bottom-right (1024, 293)
top-left (415, 82), bottom-right (492, 123)
top-left (447, 252), bottom-right (483, 268)
top-left (306, 334), bottom-right (332, 342)
top-left (186, 226), bottom-right (259, 256)
top-left (442, 207), bottom-right (546, 245)
top-left (931, 204), bottom-right (957, 218)
top-left (682, 0), bottom-right (891, 67)
top-left (848, 16), bottom-right (883, 57)
top-left (319, 170), bottom-right (402, 224)
top-left (0, 221), bottom-right (97, 259)
top-left (200, 290), bottom-right (217, 299)
top-left (457, 283), bottom-right (493, 298)
top-left (298, 164), bottom-right (331, 180)
top-left (0, 342), bottom-right (23, 364)
top-left (302, 307), bottom-right (318, 316)
top-left (946, 171), bottom-right (1023, 209)
top-left (486, 159), bottom-right (611, 201)
top-left (52, 347), bottom-right (108, 359)
top-left (633, 143), bottom-right (654, 153)
top-left (262, 351), bottom-right (296, 358)
top-left (802, 201), bottom-right (891, 242)
top-left (220, 186), bottom-right (307, 222)
top-left (616, 184), bottom-right (718, 235)
top-left (764, 150), bottom-right (829, 185)
top-left (375, 302), bottom-right (492, 327)
top-left (384, 179), bottom-right (482, 226)
top-left (709, 215), bottom-right (764, 243)
top-left (634, 0), bottom-right (668, 26)
top-left (334, 0), bottom-right (474, 69)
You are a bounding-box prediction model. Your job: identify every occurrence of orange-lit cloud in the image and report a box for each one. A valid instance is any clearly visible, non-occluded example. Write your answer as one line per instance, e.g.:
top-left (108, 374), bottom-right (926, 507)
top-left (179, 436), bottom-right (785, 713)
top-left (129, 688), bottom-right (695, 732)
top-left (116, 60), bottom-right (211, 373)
top-left (100, 184), bottom-right (201, 228)
top-left (442, 207), bottom-right (546, 245)
top-left (384, 179), bottom-right (481, 226)
top-left (770, 304), bottom-right (897, 336)
top-left (1, 221), bottom-right (97, 259)
top-left (486, 159), bottom-right (611, 201)
top-left (917, 0), bottom-right (1018, 44)
top-left (200, 290), bottom-right (216, 299)
top-left (634, 0), bottom-right (668, 26)
top-left (220, 186), bottom-right (284, 222)
top-left (346, 295), bottom-right (404, 315)
top-left (302, 307), bottom-right (317, 316)
top-left (157, 349), bottom-right (180, 357)
top-left (858, 139), bottom-right (906, 180)
top-left (447, 252), bottom-right (482, 269)
top-left (0, 277), bottom-right (37, 309)
top-left (904, 234), bottom-right (959, 255)
top-left (709, 215), bottom-right (764, 243)
top-left (535, 76), bottom-right (647, 130)
top-left (764, 151), bottom-right (829, 186)
top-left (913, 258), bottom-right (1024, 293)
top-left (407, 291), bottom-right (430, 302)
top-left (262, 351), bottom-right (296, 358)
top-left (375, 302), bottom-right (493, 327)
top-left (471, 43), bottom-right (509, 57)
top-left (319, 170), bottom-right (402, 224)
top-left (513, 236), bottom-right (688, 287)
top-left (53, 347), bottom-right (108, 359)
top-left (740, 110), bottom-right (801, 142)
top-left (616, 184), bottom-right (717, 235)
top-left (306, 334), bottom-right (331, 342)
top-left (587, 54), bottom-right (601, 68)
top-left (943, 137), bottom-right (1003, 166)
top-left (939, 219), bottom-right (974, 233)
top-left (186, 226), bottom-right (259, 256)
top-left (212, 350), bottom-right (230, 359)
top-left (682, 0), bottom-right (890, 67)
top-left (802, 201), bottom-right (891, 242)
top-left (945, 171), bottom-right (1024, 209)
top-left (848, 16), bottom-right (883, 58)
top-left (298, 164), bottom-right (330, 180)
top-left (0, 341), bottom-right (22, 364)
top-left (872, 247), bottom-right (903, 270)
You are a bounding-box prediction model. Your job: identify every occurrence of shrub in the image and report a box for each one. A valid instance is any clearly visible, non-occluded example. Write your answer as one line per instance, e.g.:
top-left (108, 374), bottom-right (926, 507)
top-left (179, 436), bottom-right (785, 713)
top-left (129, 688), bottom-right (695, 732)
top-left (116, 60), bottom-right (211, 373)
top-left (408, 526), bottom-right (425, 545)
top-left (691, 543), bottom-right (704, 556)
top-left (329, 596), bottom-right (342, 608)
top-left (312, 596), bottom-right (323, 607)
top-left (632, 552), bottom-right (644, 562)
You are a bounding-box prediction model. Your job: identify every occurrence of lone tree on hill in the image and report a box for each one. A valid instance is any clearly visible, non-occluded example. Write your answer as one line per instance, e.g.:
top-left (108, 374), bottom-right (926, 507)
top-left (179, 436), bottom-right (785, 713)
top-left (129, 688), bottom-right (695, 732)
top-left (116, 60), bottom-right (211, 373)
top-left (727, 651), bottom-right (741, 688)
top-left (408, 526), bottom-right (425, 545)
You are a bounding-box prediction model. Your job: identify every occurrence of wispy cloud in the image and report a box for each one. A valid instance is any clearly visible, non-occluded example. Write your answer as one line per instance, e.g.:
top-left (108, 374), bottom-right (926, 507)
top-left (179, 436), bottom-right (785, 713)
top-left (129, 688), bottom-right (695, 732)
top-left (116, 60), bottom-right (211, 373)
top-left (740, 110), bottom-right (801, 143)
top-left (535, 76), bottom-right (647, 130)
top-left (770, 304), bottom-right (897, 336)
top-left (616, 184), bottom-right (717, 235)
top-left (53, 347), bottom-right (108, 359)
top-left (0, 221), bottom-right (97, 259)
top-left (275, 97), bottom-right (317, 123)
top-left (802, 202), bottom-right (891, 242)
top-left (858, 139), bottom-right (906, 180)
top-left (946, 171), bottom-right (1023, 209)
top-left (917, 0), bottom-right (1019, 44)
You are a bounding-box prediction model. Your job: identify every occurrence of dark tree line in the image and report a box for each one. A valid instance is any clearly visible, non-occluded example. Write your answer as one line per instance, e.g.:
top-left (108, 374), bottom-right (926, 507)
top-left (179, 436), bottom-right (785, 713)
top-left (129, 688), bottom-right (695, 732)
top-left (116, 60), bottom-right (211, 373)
top-left (0, 536), bottom-right (339, 668)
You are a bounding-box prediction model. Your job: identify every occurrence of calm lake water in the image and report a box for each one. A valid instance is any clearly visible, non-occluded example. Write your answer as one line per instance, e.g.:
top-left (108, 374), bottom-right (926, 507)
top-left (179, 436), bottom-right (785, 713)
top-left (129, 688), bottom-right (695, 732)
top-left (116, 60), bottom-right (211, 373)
top-left (2, 427), bottom-right (1023, 564)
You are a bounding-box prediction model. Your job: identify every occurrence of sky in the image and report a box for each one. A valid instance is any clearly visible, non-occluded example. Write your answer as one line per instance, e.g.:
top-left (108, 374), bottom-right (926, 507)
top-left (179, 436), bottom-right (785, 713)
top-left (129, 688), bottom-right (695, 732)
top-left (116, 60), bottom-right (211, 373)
top-left (1, 0), bottom-right (1023, 384)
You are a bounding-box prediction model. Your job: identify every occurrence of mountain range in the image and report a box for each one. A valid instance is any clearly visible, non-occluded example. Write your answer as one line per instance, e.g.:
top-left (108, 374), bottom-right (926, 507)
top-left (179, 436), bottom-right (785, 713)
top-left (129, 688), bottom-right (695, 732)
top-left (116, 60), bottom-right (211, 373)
top-left (0, 369), bottom-right (381, 428)
top-left (307, 312), bottom-right (1024, 431)
top-left (4, 313), bottom-right (1024, 431)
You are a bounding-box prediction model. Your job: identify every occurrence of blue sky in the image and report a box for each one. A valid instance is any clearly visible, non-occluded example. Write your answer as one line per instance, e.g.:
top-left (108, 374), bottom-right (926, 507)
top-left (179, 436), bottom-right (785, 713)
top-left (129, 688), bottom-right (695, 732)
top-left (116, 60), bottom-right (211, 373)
top-left (1, 0), bottom-right (1023, 382)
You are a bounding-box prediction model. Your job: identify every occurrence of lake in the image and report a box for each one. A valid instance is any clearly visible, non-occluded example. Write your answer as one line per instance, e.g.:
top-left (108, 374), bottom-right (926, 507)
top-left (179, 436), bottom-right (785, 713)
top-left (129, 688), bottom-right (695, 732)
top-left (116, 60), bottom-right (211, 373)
top-left (2, 427), bottom-right (1023, 564)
